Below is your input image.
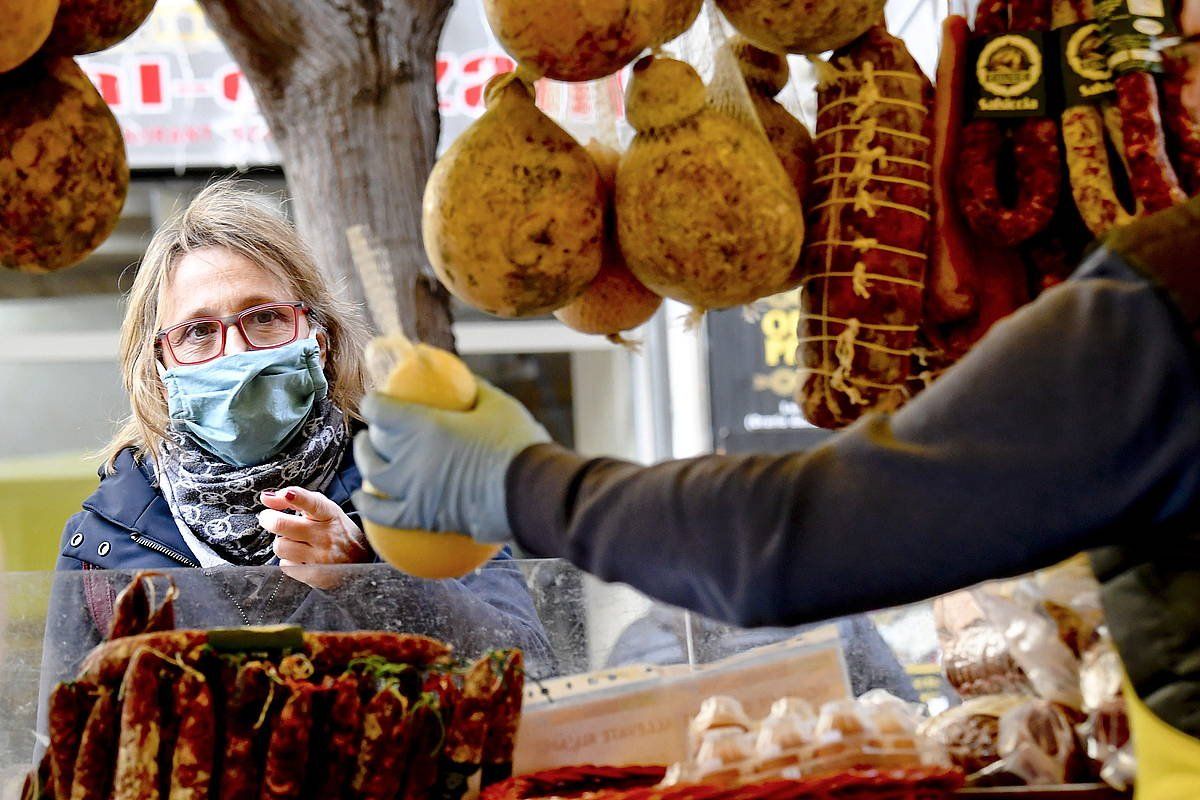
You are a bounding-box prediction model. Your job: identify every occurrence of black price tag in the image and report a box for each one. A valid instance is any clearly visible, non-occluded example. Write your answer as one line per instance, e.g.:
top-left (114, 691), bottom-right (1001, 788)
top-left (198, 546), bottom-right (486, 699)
top-left (1059, 21), bottom-right (1116, 104)
top-left (969, 31), bottom-right (1052, 118)
top-left (1096, 0), bottom-right (1181, 74)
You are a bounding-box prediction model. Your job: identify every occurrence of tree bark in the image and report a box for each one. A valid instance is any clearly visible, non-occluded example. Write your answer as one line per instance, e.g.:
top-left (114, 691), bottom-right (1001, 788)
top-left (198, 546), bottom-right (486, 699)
top-left (197, 0), bottom-right (456, 350)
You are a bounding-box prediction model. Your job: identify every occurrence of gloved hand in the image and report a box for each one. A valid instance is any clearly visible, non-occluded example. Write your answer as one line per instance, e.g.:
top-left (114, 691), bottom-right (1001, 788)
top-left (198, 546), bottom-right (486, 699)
top-left (352, 380), bottom-right (551, 543)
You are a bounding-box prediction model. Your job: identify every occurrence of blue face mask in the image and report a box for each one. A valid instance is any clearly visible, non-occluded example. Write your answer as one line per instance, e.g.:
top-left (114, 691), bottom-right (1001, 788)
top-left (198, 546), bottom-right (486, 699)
top-left (161, 337), bottom-right (328, 467)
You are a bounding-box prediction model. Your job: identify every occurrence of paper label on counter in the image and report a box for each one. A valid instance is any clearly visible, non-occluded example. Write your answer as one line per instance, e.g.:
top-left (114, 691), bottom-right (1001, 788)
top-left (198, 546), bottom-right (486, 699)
top-left (513, 634), bottom-right (850, 774)
top-left (514, 680), bottom-right (696, 772)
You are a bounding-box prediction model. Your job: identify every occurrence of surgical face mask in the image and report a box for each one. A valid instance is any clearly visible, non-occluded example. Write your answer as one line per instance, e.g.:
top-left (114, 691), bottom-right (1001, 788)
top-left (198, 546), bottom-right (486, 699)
top-left (160, 337), bottom-right (328, 467)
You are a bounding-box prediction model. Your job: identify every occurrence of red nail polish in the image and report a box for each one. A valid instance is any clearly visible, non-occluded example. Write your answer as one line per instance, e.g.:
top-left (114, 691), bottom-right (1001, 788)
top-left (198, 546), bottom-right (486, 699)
top-left (284, 490), bottom-right (296, 501)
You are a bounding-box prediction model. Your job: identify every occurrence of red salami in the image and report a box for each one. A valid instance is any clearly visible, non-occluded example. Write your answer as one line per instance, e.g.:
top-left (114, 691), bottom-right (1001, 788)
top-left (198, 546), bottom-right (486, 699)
top-left (69, 688), bottom-right (119, 800)
top-left (353, 685), bottom-right (410, 800)
top-left (48, 681), bottom-right (96, 799)
top-left (402, 699), bottom-right (445, 800)
top-left (79, 631), bottom-right (207, 685)
top-left (112, 649), bottom-right (163, 800)
top-left (304, 632), bottom-right (452, 674)
top-left (798, 24), bottom-right (933, 428)
top-left (261, 682), bottom-right (315, 800)
top-left (481, 651), bottom-right (525, 788)
top-left (168, 670), bottom-right (216, 800)
top-left (955, 0), bottom-right (1062, 246)
top-left (1161, 48), bottom-right (1200, 196)
top-left (1117, 71), bottom-right (1188, 212)
top-left (314, 673), bottom-right (364, 799)
top-left (220, 661), bottom-right (275, 800)
top-left (107, 576), bottom-right (150, 642)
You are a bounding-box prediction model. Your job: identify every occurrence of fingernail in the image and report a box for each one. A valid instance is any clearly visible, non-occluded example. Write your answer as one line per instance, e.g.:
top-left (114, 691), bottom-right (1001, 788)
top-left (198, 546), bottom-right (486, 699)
top-left (262, 489), bottom-right (277, 498)
top-left (284, 490), bottom-right (296, 501)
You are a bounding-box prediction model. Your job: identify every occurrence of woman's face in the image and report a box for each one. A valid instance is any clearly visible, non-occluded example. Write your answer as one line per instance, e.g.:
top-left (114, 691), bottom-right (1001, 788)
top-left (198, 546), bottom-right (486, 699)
top-left (158, 246), bottom-right (326, 369)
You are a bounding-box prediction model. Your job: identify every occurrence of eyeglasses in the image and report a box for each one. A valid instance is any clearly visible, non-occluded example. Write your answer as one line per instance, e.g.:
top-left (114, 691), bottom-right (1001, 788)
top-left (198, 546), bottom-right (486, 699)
top-left (157, 302), bottom-right (308, 366)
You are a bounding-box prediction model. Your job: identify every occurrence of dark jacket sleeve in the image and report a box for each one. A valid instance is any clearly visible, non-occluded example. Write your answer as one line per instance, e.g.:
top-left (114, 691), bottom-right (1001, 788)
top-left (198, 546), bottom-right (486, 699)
top-left (507, 249), bottom-right (1200, 628)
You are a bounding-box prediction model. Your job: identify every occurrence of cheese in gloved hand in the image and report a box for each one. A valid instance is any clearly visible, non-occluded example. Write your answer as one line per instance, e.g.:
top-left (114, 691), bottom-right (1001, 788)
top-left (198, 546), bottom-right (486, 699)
top-left (361, 336), bottom-right (501, 579)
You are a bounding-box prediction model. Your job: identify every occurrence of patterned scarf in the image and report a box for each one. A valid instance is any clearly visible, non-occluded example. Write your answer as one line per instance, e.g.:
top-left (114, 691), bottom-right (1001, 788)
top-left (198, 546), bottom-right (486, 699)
top-left (158, 397), bottom-right (349, 565)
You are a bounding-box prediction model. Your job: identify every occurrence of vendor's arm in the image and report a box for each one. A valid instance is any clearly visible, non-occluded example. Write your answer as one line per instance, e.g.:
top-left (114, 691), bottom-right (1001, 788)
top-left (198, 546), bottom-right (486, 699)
top-left (506, 248), bottom-right (1200, 627)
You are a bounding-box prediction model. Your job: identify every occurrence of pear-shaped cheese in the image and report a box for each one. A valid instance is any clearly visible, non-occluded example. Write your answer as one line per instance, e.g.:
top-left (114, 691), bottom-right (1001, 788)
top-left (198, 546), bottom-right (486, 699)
top-left (45, 0), bottom-right (157, 56)
top-left (615, 57), bottom-right (804, 310)
top-left (0, 0), bottom-right (59, 73)
top-left (483, 0), bottom-right (703, 82)
top-left (716, 0), bottom-right (885, 55)
top-left (555, 143), bottom-right (662, 338)
top-left (423, 74), bottom-right (604, 318)
top-left (0, 57), bottom-right (128, 272)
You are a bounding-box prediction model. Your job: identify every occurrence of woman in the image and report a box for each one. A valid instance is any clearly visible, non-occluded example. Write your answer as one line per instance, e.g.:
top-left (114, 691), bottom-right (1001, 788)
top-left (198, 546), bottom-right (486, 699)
top-left (48, 181), bottom-right (550, 671)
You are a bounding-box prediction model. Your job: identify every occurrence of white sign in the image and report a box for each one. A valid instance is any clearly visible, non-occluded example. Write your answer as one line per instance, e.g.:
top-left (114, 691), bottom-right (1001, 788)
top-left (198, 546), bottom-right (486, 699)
top-left (78, 0), bottom-right (624, 170)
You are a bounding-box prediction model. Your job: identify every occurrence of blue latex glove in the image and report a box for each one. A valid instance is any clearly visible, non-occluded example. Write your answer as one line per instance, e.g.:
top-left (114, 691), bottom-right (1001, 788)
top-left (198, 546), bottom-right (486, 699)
top-left (352, 380), bottom-right (550, 543)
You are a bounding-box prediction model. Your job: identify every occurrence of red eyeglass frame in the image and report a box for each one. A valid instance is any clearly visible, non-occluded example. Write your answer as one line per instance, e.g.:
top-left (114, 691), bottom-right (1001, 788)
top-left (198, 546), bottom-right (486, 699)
top-left (156, 301), bottom-right (309, 366)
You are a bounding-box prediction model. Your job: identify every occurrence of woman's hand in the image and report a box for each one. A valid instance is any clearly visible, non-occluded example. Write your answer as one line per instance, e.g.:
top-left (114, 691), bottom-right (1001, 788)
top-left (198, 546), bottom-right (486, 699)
top-left (259, 487), bottom-right (372, 589)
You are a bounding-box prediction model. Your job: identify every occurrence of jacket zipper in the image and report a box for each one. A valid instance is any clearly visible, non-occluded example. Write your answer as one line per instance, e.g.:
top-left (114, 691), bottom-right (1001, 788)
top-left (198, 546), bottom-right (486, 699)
top-left (130, 533), bottom-right (199, 568)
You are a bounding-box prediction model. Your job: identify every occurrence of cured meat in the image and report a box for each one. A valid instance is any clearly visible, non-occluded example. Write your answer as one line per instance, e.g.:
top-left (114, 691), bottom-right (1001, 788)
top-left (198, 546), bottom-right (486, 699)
top-left (437, 660), bottom-right (492, 800)
top-left (402, 699), bottom-right (445, 800)
top-left (80, 631), bottom-right (207, 685)
top-left (304, 632), bottom-right (452, 674)
top-left (1116, 71), bottom-right (1189, 212)
top-left (798, 24), bottom-right (934, 428)
top-left (955, 0), bottom-right (1062, 246)
top-left (1055, 0), bottom-right (1137, 235)
top-left (261, 683), bottom-right (315, 800)
top-left (1160, 48), bottom-right (1200, 196)
top-left (928, 14), bottom-right (979, 323)
top-left (481, 651), bottom-right (525, 788)
top-left (48, 681), bottom-right (95, 799)
top-left (352, 686), bottom-right (410, 800)
top-left (69, 689), bottom-right (119, 800)
top-left (313, 673), bottom-right (363, 799)
top-left (219, 661), bottom-right (275, 800)
top-left (168, 670), bottom-right (216, 800)
top-left (112, 650), bottom-right (163, 800)
top-left (107, 575), bottom-right (151, 641)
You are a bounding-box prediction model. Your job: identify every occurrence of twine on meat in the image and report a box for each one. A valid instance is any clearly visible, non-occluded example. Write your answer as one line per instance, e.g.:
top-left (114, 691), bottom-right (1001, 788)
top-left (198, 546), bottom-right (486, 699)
top-left (799, 53), bottom-right (931, 419)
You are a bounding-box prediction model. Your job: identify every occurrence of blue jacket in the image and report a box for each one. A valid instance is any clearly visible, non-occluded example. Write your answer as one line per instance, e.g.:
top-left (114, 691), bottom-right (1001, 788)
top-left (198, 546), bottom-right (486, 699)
top-left (48, 443), bottom-right (554, 681)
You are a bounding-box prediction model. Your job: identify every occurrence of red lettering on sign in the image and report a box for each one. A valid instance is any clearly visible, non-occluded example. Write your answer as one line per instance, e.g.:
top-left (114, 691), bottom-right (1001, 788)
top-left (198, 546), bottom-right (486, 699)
top-left (460, 54), bottom-right (515, 110)
top-left (139, 62), bottom-right (164, 107)
top-left (223, 70), bottom-right (241, 103)
top-left (85, 67), bottom-right (122, 108)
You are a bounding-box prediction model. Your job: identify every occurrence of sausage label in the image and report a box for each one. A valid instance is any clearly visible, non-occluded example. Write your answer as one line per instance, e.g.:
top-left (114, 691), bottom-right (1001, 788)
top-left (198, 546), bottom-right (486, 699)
top-left (1059, 22), bottom-right (1116, 104)
top-left (1096, 0), bottom-right (1181, 73)
top-left (970, 32), bottom-right (1052, 116)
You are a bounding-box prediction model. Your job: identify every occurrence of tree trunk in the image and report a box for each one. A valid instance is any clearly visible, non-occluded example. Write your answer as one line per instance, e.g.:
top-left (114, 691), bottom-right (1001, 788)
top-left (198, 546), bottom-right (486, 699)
top-left (197, 0), bottom-right (456, 350)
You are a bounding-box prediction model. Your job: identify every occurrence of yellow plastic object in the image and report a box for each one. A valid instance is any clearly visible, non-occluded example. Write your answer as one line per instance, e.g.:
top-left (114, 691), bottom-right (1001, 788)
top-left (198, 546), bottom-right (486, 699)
top-left (361, 337), bottom-right (501, 579)
top-left (1123, 680), bottom-right (1200, 799)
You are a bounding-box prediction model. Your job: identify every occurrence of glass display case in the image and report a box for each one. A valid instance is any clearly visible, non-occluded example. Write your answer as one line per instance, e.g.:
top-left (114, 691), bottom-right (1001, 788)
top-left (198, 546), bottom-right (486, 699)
top-left (0, 559), bottom-right (942, 797)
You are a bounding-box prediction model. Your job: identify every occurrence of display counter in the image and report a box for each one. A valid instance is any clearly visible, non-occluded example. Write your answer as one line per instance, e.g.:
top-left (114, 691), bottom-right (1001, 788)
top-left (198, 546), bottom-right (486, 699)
top-left (0, 559), bottom-right (941, 797)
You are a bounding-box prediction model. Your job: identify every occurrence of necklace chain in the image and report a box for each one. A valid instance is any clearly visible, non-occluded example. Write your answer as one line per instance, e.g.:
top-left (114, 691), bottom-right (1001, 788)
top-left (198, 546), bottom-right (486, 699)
top-left (223, 574), bottom-right (285, 627)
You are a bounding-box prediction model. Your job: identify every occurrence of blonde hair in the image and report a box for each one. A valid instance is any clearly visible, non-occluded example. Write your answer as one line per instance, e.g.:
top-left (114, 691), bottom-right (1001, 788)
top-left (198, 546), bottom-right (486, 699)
top-left (102, 179), bottom-right (371, 471)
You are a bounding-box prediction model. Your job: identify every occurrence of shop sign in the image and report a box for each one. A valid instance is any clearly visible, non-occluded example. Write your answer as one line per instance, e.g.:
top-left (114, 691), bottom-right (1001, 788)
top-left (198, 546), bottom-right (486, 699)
top-left (77, 0), bottom-right (624, 170)
top-left (707, 291), bottom-right (832, 455)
